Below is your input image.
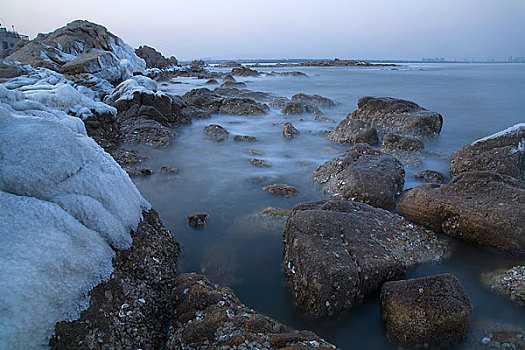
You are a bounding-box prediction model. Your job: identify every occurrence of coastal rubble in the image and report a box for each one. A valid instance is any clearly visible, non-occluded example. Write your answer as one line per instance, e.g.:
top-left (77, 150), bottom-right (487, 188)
top-left (283, 200), bottom-right (450, 320)
top-left (481, 265), bottom-right (525, 307)
top-left (313, 143), bottom-right (405, 209)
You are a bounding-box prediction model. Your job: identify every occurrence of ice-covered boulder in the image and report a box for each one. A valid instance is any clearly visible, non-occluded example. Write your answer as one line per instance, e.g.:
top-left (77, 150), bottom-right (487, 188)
top-left (0, 85), bottom-right (149, 348)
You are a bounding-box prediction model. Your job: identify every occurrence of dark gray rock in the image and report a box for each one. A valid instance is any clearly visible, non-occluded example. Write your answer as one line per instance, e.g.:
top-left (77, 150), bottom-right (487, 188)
top-left (204, 124), bottom-right (229, 142)
top-left (291, 93), bottom-right (336, 108)
top-left (221, 81), bottom-right (246, 88)
top-left (233, 135), bottom-right (257, 142)
top-left (349, 97), bottom-right (443, 139)
top-left (219, 98), bottom-right (268, 115)
top-left (263, 184), bottom-right (298, 197)
top-left (62, 51), bottom-right (120, 81)
top-left (283, 200), bottom-right (449, 320)
top-left (182, 88), bottom-right (224, 113)
top-left (450, 123), bottom-right (525, 181)
top-left (481, 265), bottom-right (525, 307)
top-left (313, 144), bottom-right (405, 209)
top-left (205, 79), bottom-right (218, 85)
top-left (222, 74), bottom-right (236, 82)
top-left (381, 133), bottom-right (424, 153)
top-left (327, 118), bottom-right (378, 145)
top-left (282, 102), bottom-right (307, 115)
top-left (250, 158), bottom-right (272, 168)
top-left (231, 66), bottom-right (260, 77)
top-left (188, 213), bottom-right (209, 227)
top-left (397, 171), bottom-right (525, 256)
top-left (283, 122), bottom-right (300, 139)
top-left (415, 170), bottom-right (445, 184)
top-left (135, 45), bottom-right (175, 69)
top-left (381, 274), bottom-right (472, 349)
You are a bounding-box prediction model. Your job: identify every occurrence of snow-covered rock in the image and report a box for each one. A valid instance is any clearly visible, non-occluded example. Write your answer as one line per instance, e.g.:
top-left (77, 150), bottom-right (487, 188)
top-left (0, 84), bottom-right (149, 348)
top-left (104, 75), bottom-right (161, 105)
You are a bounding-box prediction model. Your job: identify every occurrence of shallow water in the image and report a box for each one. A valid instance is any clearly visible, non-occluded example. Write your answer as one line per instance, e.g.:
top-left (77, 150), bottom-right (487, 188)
top-left (132, 63), bottom-right (525, 349)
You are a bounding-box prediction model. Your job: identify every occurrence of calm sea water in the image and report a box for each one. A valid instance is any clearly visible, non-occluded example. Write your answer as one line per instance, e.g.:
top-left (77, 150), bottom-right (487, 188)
top-left (132, 63), bottom-right (525, 349)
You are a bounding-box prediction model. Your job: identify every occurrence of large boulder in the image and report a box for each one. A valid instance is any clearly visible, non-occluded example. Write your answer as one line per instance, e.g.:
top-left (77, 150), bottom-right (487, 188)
top-left (291, 93), bottom-right (336, 108)
top-left (135, 45), bottom-right (176, 69)
top-left (450, 123), bottom-right (525, 180)
top-left (204, 124), bottom-right (229, 142)
top-left (349, 97), bottom-right (443, 139)
top-left (327, 118), bottom-right (378, 145)
top-left (231, 66), bottom-right (260, 77)
top-left (61, 51), bottom-right (122, 83)
top-left (481, 265), bottom-right (525, 307)
top-left (313, 144), bottom-right (405, 209)
top-left (218, 97), bottom-right (269, 115)
top-left (165, 273), bottom-right (336, 349)
top-left (380, 274), bottom-right (472, 349)
top-left (397, 171), bottom-right (525, 256)
top-left (283, 200), bottom-right (450, 320)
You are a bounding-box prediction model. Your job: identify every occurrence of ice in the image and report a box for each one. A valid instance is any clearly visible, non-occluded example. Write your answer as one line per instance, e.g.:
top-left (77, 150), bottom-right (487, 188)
top-left (472, 123), bottom-right (525, 145)
top-left (0, 84), bottom-right (149, 348)
top-left (103, 75), bottom-right (164, 105)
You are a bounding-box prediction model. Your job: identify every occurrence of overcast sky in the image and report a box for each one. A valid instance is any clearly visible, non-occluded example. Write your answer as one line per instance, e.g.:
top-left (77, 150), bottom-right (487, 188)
top-left (2, 0), bottom-right (524, 60)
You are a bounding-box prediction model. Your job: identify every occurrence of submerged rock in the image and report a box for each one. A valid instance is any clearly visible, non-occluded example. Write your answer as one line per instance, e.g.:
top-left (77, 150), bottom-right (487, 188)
top-left (233, 135), bottom-right (257, 142)
top-left (188, 213), bottom-right (209, 227)
top-left (349, 97), bottom-right (443, 139)
top-left (219, 97), bottom-right (269, 115)
top-left (291, 93), bottom-right (336, 108)
top-left (205, 79), bottom-right (218, 85)
top-left (160, 166), bottom-right (180, 175)
top-left (327, 118), bottom-right (378, 145)
top-left (283, 122), bottom-right (300, 139)
top-left (313, 144), bottom-right (405, 209)
top-left (262, 184), bottom-right (298, 197)
top-left (481, 265), bottom-right (525, 307)
top-left (282, 101), bottom-right (307, 115)
top-left (415, 169), bottom-right (445, 184)
top-left (165, 273), bottom-right (336, 349)
top-left (223, 74), bottom-right (236, 82)
top-left (283, 200), bottom-right (450, 320)
top-left (381, 274), bottom-right (472, 349)
top-left (397, 171), bottom-right (525, 256)
top-left (231, 66), bottom-right (260, 77)
top-left (221, 81), bottom-right (247, 88)
top-left (204, 124), bottom-right (229, 142)
top-left (250, 158), bottom-right (272, 168)
top-left (450, 123), bottom-right (525, 180)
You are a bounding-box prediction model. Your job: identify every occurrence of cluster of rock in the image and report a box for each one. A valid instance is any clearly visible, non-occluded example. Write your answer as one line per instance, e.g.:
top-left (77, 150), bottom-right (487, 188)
top-left (135, 45), bottom-right (178, 69)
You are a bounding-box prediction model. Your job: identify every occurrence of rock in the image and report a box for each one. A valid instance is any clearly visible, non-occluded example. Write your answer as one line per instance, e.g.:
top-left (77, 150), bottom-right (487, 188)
top-left (327, 118), bottom-right (378, 145)
top-left (205, 79), bottom-right (218, 85)
top-left (160, 166), bottom-right (180, 175)
top-left (220, 61), bottom-right (242, 67)
top-left (250, 158), bottom-right (272, 168)
top-left (182, 88), bottom-right (224, 113)
top-left (165, 273), bottom-right (336, 350)
top-left (135, 45), bottom-right (175, 69)
top-left (231, 66), bottom-right (260, 77)
top-left (282, 102), bottom-right (307, 115)
top-left (51, 210), bottom-right (181, 350)
top-left (126, 167), bottom-right (154, 177)
top-left (204, 124), bottom-right (229, 142)
top-left (415, 170), bottom-right (445, 184)
top-left (245, 149), bottom-right (263, 156)
top-left (349, 97), bottom-right (443, 139)
top-left (60, 51), bottom-right (118, 82)
top-left (315, 114), bottom-right (336, 123)
top-left (219, 98), bottom-right (269, 115)
top-left (221, 81), bottom-right (247, 88)
top-left (0, 61), bottom-right (20, 79)
top-left (262, 184), bottom-right (298, 197)
top-left (474, 327), bottom-right (525, 350)
top-left (381, 273), bottom-right (472, 349)
top-left (291, 93), bottom-right (336, 108)
top-left (381, 133), bottom-right (424, 153)
top-left (481, 265), bottom-right (525, 306)
top-left (233, 135), bottom-right (257, 142)
top-left (189, 59), bottom-right (205, 68)
top-left (119, 117), bottom-right (174, 147)
top-left (283, 122), bottom-right (300, 139)
top-left (180, 106), bottom-right (211, 120)
top-left (450, 123), bottom-right (525, 180)
top-left (397, 171), bottom-right (525, 256)
top-left (188, 213), bottom-right (209, 227)
top-left (270, 97), bottom-right (290, 109)
top-left (271, 71), bottom-right (308, 77)
top-left (260, 207), bottom-right (291, 217)
top-left (313, 144), bottom-right (405, 209)
top-left (223, 74), bottom-right (236, 82)
top-left (283, 200), bottom-right (450, 320)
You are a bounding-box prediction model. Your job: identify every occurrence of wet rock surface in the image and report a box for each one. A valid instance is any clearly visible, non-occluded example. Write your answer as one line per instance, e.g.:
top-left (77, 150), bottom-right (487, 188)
top-left (380, 133), bottom-right (424, 154)
top-left (481, 265), bottom-right (525, 307)
top-left (182, 88), bottom-right (269, 115)
top-left (219, 97), bottom-right (269, 115)
top-left (415, 170), bottom-right (445, 184)
top-left (231, 66), bottom-right (260, 77)
top-left (349, 97), bottom-right (443, 139)
top-left (283, 122), bottom-right (300, 139)
top-left (450, 123), bottom-right (525, 180)
top-left (250, 158), bottom-right (272, 168)
top-left (50, 210), bottom-right (181, 350)
top-left (397, 171), bottom-right (525, 256)
top-left (313, 144), bottom-right (405, 209)
top-left (283, 200), bottom-right (450, 320)
top-left (233, 135), bottom-right (257, 142)
top-left (165, 273), bottom-right (336, 350)
top-left (291, 93), bottom-right (336, 108)
top-left (327, 118), bottom-right (378, 145)
top-left (380, 273), bottom-right (472, 349)
top-left (188, 213), bottom-right (209, 227)
top-left (204, 124), bottom-right (229, 142)
top-left (262, 184), bottom-right (298, 197)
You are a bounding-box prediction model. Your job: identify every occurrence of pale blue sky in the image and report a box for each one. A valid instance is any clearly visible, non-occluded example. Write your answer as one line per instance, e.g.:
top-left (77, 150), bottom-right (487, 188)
top-left (2, 0), bottom-right (524, 60)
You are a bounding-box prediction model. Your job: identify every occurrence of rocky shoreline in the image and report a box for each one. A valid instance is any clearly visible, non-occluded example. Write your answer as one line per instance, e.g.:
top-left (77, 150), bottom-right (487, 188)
top-left (1, 19), bottom-right (524, 350)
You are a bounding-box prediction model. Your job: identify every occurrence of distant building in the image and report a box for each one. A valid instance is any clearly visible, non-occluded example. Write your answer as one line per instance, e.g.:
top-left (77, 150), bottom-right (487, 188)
top-left (0, 26), bottom-right (29, 58)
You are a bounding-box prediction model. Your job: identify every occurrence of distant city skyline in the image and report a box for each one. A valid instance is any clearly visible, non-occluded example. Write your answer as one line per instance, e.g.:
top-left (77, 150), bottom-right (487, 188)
top-left (2, 0), bottom-right (525, 61)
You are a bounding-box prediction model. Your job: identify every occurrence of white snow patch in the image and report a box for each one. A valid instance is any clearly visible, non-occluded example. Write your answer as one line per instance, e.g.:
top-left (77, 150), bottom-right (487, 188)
top-left (471, 123), bottom-right (525, 145)
top-left (0, 83), bottom-right (149, 348)
top-left (104, 75), bottom-right (167, 105)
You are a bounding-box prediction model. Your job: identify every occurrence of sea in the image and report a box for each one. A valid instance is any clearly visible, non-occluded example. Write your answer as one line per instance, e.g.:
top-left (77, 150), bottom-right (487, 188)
top-left (131, 63), bottom-right (525, 349)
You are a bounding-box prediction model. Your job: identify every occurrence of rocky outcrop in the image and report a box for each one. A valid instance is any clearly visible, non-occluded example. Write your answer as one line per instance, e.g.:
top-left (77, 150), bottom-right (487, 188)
top-left (481, 265), bottom-right (525, 306)
top-left (291, 93), bottom-right (336, 108)
top-left (135, 45), bottom-right (177, 69)
top-left (327, 118), bottom-right (378, 145)
top-left (313, 144), bottom-right (405, 209)
top-left (283, 200), bottom-right (450, 320)
top-left (283, 122), bottom-right (300, 139)
top-left (282, 101), bottom-right (307, 115)
top-left (450, 123), bottom-right (525, 180)
top-left (415, 170), bottom-right (445, 184)
top-left (380, 274), bottom-right (472, 349)
top-left (182, 88), bottom-right (269, 115)
top-left (51, 210), bottom-right (181, 350)
top-left (349, 97), bottom-right (443, 139)
top-left (218, 97), bottom-right (269, 115)
top-left (397, 171), bottom-right (525, 256)
top-left (231, 66), bottom-right (260, 77)
top-left (220, 60), bottom-right (242, 67)
top-left (165, 274), bottom-right (336, 350)
top-left (263, 184), bottom-right (298, 197)
top-left (204, 124), bottom-right (229, 142)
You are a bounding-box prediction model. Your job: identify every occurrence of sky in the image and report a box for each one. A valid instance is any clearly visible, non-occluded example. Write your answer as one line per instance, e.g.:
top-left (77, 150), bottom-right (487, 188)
top-left (1, 0), bottom-right (525, 61)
